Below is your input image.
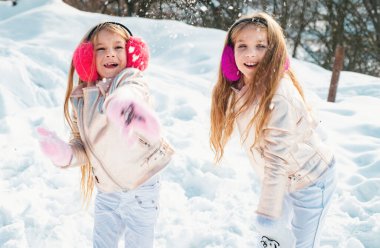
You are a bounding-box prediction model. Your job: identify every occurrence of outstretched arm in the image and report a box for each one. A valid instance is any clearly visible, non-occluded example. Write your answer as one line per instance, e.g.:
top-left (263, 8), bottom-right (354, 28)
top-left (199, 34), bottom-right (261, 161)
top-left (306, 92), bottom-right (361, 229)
top-left (104, 84), bottom-right (161, 146)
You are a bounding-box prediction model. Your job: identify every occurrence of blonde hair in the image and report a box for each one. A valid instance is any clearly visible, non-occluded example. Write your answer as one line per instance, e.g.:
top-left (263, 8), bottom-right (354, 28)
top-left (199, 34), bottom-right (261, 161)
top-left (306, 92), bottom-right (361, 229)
top-left (64, 23), bottom-right (131, 206)
top-left (210, 12), bottom-right (304, 163)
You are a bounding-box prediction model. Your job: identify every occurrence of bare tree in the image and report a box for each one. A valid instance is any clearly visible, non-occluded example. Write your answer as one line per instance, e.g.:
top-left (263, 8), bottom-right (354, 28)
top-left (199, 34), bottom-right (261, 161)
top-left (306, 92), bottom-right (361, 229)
top-left (62, 0), bottom-right (379, 76)
top-left (362, 0), bottom-right (380, 75)
top-left (289, 0), bottom-right (319, 57)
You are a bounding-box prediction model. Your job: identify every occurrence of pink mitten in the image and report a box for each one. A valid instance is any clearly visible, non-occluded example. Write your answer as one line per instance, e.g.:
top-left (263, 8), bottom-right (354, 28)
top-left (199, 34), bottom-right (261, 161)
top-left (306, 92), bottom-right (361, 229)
top-left (36, 127), bottom-right (73, 167)
top-left (106, 97), bottom-right (161, 145)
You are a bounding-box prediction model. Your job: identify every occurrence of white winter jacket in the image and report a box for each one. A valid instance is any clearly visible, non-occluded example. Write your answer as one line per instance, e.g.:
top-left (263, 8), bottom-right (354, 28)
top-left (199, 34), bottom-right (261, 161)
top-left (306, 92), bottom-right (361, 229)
top-left (67, 68), bottom-right (174, 193)
top-left (234, 76), bottom-right (334, 219)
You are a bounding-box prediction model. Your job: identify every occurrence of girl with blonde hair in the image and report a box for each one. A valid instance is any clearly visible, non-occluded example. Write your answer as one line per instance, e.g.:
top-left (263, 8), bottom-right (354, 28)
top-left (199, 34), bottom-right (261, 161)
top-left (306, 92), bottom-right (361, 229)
top-left (210, 12), bottom-right (336, 247)
top-left (37, 22), bottom-right (174, 247)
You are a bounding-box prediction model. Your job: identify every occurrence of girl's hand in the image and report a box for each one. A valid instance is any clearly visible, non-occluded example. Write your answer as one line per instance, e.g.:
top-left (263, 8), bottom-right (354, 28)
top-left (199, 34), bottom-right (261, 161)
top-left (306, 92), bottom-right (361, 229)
top-left (254, 214), bottom-right (295, 248)
top-left (105, 98), bottom-right (161, 145)
top-left (36, 127), bottom-right (73, 167)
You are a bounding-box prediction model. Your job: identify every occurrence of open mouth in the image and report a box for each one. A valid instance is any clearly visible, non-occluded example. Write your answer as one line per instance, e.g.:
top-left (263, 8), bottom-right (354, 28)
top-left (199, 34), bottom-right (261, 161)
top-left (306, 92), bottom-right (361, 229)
top-left (104, 62), bottom-right (118, 68)
top-left (244, 62), bottom-right (258, 68)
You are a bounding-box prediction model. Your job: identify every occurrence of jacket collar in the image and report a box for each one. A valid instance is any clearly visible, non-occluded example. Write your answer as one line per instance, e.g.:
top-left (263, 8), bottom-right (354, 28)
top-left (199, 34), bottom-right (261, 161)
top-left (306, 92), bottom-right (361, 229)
top-left (70, 78), bottom-right (113, 98)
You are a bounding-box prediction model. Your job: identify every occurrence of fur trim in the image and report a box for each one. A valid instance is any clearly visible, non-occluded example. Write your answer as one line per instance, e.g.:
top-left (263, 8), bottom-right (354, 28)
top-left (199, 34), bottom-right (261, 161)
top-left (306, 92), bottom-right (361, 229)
top-left (221, 45), bottom-right (240, 82)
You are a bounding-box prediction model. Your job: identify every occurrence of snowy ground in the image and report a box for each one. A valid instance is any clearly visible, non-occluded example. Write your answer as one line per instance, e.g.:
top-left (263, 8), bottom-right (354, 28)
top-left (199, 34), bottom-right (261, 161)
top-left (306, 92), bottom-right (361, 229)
top-left (1, 0), bottom-right (380, 247)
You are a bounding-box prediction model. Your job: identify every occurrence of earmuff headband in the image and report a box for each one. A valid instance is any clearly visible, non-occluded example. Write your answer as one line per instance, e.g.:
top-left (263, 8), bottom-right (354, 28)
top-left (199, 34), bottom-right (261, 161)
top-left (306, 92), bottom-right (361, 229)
top-left (86, 22), bottom-right (133, 41)
top-left (221, 16), bottom-right (289, 82)
top-left (227, 17), bottom-right (268, 44)
top-left (221, 16), bottom-right (271, 82)
top-left (73, 21), bottom-right (149, 82)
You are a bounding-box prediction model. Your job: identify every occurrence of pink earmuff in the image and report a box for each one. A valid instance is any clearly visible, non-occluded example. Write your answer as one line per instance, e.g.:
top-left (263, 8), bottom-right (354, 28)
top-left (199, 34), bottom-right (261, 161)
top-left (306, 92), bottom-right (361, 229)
top-left (126, 36), bottom-right (149, 71)
top-left (221, 45), bottom-right (240, 81)
top-left (220, 44), bottom-right (290, 82)
top-left (72, 36), bottom-right (149, 82)
top-left (284, 57), bottom-right (290, 71)
top-left (73, 42), bottom-right (97, 83)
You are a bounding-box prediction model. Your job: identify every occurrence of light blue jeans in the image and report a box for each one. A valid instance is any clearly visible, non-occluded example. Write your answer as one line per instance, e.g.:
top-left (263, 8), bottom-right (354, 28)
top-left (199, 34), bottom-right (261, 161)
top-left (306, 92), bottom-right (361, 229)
top-left (283, 160), bottom-right (337, 248)
top-left (93, 176), bottom-right (160, 248)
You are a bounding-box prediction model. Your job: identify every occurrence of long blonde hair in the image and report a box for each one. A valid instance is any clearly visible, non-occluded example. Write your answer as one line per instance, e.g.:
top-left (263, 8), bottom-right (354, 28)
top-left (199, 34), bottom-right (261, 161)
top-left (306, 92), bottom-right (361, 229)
top-left (64, 23), bottom-right (131, 206)
top-left (210, 12), bottom-right (304, 163)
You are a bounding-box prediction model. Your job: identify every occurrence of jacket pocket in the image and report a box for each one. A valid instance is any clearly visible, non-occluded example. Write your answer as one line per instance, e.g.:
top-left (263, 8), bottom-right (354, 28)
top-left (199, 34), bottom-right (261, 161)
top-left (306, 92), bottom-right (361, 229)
top-left (141, 139), bottom-right (174, 169)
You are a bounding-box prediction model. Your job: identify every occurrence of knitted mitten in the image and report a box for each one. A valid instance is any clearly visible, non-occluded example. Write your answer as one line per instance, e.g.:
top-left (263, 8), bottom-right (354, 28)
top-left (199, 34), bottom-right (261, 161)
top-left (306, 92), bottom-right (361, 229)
top-left (36, 127), bottom-right (73, 167)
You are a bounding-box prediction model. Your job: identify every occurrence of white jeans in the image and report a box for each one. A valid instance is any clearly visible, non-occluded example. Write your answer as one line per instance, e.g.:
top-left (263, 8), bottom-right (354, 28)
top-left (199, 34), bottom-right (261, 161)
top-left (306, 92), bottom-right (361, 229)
top-left (93, 176), bottom-right (160, 248)
top-left (283, 160), bottom-right (337, 248)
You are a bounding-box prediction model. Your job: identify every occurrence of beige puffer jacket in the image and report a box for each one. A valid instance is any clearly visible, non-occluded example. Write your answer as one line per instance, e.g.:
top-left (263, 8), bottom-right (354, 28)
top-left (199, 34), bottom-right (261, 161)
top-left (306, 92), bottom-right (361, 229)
top-left (67, 68), bottom-right (174, 193)
top-left (234, 76), bottom-right (334, 219)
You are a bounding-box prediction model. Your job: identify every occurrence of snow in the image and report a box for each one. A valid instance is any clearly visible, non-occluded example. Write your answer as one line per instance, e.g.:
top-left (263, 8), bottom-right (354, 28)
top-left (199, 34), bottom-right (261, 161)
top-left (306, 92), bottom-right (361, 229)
top-left (1, 0), bottom-right (380, 247)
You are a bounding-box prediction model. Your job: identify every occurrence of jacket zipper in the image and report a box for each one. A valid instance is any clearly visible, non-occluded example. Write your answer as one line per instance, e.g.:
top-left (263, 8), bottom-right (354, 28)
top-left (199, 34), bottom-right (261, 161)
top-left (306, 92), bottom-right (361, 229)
top-left (79, 99), bottom-right (127, 191)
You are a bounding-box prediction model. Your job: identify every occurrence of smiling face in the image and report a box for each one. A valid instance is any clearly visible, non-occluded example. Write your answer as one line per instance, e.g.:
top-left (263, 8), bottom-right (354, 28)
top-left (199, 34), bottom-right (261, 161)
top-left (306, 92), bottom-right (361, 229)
top-left (94, 29), bottom-right (127, 79)
top-left (233, 25), bottom-right (268, 84)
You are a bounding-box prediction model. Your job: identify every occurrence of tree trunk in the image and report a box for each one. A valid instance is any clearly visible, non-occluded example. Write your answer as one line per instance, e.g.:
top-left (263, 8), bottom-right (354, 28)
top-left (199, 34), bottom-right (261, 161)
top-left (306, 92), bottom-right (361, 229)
top-left (327, 45), bottom-right (345, 102)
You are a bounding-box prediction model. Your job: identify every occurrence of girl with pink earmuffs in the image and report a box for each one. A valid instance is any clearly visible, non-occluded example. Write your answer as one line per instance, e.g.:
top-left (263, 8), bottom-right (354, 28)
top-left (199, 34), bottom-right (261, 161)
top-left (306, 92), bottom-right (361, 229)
top-left (210, 12), bottom-right (336, 247)
top-left (36, 22), bottom-right (174, 247)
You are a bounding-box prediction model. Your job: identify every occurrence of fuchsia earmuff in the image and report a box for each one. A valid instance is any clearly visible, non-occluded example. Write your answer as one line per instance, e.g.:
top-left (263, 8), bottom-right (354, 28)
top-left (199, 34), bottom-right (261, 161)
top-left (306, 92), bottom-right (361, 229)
top-left (221, 17), bottom-right (289, 82)
top-left (221, 45), bottom-right (240, 81)
top-left (72, 22), bottom-right (149, 83)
